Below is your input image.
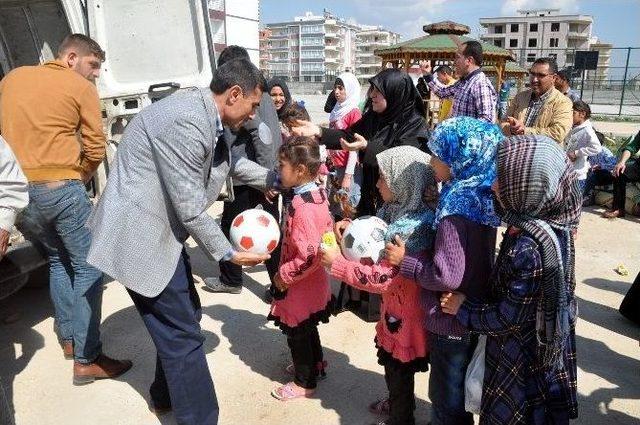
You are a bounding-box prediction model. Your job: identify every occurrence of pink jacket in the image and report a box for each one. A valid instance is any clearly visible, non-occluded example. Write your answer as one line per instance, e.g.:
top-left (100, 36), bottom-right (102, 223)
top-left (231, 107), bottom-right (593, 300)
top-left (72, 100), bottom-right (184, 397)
top-left (329, 108), bottom-right (362, 169)
top-left (270, 189), bottom-right (334, 327)
top-left (331, 255), bottom-right (429, 363)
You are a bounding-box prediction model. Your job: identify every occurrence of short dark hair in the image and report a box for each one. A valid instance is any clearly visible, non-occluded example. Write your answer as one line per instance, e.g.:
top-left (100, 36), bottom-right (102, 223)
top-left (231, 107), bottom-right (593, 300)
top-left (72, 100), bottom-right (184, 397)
top-left (278, 136), bottom-right (322, 176)
top-left (461, 41), bottom-right (483, 66)
top-left (436, 65), bottom-right (454, 76)
top-left (557, 68), bottom-right (572, 82)
top-left (532, 57), bottom-right (558, 74)
top-left (210, 58), bottom-right (266, 96)
top-left (280, 102), bottom-right (311, 129)
top-left (573, 100), bottom-right (591, 119)
top-left (57, 34), bottom-right (105, 61)
top-left (217, 45), bottom-right (250, 67)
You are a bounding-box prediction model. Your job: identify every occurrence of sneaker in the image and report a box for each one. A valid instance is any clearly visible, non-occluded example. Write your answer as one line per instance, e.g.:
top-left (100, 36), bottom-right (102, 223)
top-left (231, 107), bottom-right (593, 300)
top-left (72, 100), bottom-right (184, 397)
top-left (203, 277), bottom-right (242, 294)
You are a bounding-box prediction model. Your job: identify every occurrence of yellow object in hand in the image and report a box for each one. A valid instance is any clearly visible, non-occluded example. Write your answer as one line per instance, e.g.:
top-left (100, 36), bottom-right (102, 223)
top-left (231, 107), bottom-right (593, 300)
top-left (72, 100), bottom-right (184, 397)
top-left (321, 231), bottom-right (337, 250)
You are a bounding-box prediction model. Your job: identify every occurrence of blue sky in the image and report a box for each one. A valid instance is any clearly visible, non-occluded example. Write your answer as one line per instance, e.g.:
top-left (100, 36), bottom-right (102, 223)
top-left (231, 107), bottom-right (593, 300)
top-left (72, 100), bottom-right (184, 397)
top-left (260, 0), bottom-right (640, 47)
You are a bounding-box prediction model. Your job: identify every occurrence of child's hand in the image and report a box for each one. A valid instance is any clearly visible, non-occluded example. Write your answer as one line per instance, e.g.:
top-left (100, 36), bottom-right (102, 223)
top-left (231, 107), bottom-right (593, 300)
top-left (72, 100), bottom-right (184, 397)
top-left (341, 173), bottom-right (352, 191)
top-left (385, 235), bottom-right (406, 266)
top-left (440, 292), bottom-right (466, 315)
top-left (264, 188), bottom-right (280, 203)
top-left (320, 246), bottom-right (340, 269)
top-left (423, 184), bottom-right (440, 210)
top-left (334, 219), bottom-right (351, 244)
top-left (567, 151), bottom-right (577, 162)
top-left (274, 273), bottom-right (288, 291)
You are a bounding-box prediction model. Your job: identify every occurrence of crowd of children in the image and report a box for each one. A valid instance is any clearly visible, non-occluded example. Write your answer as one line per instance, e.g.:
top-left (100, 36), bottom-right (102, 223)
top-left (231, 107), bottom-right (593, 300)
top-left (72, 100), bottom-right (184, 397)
top-left (257, 66), bottom-right (584, 425)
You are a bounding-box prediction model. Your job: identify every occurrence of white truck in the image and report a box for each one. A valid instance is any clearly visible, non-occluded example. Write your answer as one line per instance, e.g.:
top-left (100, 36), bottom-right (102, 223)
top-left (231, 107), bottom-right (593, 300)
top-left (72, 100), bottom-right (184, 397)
top-left (0, 0), bottom-right (252, 298)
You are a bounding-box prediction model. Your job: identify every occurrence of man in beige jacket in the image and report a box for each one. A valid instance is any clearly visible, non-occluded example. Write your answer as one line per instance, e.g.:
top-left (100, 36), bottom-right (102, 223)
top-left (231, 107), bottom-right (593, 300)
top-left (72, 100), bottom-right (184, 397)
top-left (501, 57), bottom-right (573, 144)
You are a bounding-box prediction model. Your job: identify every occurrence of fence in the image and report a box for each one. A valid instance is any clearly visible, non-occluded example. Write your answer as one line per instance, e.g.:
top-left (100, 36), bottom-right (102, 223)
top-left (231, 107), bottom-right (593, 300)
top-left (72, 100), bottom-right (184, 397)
top-left (507, 47), bottom-right (640, 116)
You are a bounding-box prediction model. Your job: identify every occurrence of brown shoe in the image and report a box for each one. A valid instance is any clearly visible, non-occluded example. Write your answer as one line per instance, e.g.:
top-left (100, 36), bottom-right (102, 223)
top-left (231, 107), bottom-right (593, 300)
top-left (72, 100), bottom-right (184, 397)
top-left (73, 354), bottom-right (133, 385)
top-left (61, 340), bottom-right (73, 360)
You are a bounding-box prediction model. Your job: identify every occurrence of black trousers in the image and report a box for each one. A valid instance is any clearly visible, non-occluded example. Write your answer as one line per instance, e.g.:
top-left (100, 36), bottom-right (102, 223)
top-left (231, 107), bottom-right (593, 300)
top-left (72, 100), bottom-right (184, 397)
top-left (612, 161), bottom-right (640, 212)
top-left (384, 358), bottom-right (417, 425)
top-left (219, 185), bottom-right (281, 287)
top-left (286, 326), bottom-right (323, 389)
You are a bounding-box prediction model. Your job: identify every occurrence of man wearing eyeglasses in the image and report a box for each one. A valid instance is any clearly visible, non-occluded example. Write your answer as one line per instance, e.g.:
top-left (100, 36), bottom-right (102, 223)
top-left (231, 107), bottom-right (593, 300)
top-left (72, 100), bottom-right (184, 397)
top-left (501, 57), bottom-right (573, 144)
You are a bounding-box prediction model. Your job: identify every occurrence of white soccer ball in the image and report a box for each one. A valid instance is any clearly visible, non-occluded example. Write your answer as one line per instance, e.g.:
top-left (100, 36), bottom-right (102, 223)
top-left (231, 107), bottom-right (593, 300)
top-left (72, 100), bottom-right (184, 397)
top-left (229, 209), bottom-right (280, 255)
top-left (340, 216), bottom-right (388, 264)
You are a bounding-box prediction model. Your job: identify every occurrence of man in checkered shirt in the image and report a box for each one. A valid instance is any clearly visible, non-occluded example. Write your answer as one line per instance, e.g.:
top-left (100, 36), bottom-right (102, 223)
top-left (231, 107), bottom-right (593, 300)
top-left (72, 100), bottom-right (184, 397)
top-left (420, 40), bottom-right (497, 123)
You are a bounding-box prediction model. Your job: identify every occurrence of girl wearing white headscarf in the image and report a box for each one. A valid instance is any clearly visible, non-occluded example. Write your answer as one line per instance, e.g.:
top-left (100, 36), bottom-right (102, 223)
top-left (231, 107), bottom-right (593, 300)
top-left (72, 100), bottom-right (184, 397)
top-left (328, 72), bottom-right (362, 218)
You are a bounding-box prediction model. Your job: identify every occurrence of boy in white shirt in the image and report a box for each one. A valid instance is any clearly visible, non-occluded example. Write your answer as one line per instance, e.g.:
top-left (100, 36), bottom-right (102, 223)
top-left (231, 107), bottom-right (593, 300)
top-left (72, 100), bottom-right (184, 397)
top-left (564, 100), bottom-right (602, 192)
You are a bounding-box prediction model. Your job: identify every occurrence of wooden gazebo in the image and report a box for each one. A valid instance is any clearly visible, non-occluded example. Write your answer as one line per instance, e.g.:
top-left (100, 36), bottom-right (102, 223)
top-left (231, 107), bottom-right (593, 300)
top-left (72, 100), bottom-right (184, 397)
top-left (374, 21), bottom-right (516, 90)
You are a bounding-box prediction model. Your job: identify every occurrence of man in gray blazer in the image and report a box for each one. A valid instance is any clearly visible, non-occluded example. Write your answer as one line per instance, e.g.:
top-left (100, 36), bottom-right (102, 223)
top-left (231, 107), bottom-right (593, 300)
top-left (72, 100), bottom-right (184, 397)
top-left (87, 59), bottom-right (273, 425)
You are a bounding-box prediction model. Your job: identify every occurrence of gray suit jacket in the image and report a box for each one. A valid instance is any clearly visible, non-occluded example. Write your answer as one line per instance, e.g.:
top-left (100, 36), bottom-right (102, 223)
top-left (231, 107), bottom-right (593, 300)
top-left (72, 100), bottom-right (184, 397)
top-left (87, 87), bottom-right (274, 297)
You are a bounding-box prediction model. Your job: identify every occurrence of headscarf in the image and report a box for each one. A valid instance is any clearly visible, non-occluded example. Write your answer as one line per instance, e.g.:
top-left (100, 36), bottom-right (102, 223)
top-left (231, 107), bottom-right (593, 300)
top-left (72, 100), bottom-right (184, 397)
top-left (329, 72), bottom-right (361, 124)
top-left (358, 69), bottom-right (428, 167)
top-left (376, 146), bottom-right (436, 253)
top-left (267, 77), bottom-right (291, 119)
top-left (495, 135), bottom-right (581, 370)
top-left (428, 117), bottom-right (503, 228)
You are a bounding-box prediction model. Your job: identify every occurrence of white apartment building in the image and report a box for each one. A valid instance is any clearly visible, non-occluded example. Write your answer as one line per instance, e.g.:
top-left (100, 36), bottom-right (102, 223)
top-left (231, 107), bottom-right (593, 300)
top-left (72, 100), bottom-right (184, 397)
top-left (356, 25), bottom-right (401, 83)
top-left (208, 0), bottom-right (260, 65)
top-left (265, 11), bottom-right (359, 82)
top-left (480, 9), bottom-right (593, 69)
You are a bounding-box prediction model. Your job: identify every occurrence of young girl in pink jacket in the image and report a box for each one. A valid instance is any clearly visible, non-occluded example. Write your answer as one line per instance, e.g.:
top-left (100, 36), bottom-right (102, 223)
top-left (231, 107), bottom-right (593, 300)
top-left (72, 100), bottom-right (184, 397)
top-left (269, 136), bottom-right (335, 401)
top-left (321, 146), bottom-right (435, 425)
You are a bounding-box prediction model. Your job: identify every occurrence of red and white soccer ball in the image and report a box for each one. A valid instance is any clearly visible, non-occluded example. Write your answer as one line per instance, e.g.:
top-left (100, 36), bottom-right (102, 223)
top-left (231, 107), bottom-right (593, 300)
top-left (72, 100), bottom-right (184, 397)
top-left (229, 209), bottom-right (280, 255)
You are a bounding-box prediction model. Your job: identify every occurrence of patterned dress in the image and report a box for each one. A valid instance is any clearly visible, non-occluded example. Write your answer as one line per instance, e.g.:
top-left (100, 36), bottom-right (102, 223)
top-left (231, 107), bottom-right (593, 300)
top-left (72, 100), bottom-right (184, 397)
top-left (457, 228), bottom-right (578, 425)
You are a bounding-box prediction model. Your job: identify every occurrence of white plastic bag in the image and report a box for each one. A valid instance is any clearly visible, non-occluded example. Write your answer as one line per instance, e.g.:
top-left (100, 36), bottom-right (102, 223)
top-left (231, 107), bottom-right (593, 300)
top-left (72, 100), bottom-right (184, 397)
top-left (464, 334), bottom-right (487, 414)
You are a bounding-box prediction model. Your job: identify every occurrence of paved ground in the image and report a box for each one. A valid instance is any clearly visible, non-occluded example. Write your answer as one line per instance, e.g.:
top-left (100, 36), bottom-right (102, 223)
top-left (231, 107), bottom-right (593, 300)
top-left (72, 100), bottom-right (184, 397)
top-left (0, 204), bottom-right (639, 425)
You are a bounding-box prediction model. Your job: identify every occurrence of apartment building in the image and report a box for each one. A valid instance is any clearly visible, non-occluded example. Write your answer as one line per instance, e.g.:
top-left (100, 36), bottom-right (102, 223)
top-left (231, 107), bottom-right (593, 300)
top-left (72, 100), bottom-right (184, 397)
top-left (480, 9), bottom-right (594, 69)
top-left (208, 0), bottom-right (260, 65)
top-left (356, 25), bottom-right (401, 83)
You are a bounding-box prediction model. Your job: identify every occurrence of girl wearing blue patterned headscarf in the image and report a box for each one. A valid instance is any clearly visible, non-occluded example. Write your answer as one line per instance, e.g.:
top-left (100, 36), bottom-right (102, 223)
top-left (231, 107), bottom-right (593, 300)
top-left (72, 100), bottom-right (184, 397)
top-left (428, 116), bottom-right (503, 228)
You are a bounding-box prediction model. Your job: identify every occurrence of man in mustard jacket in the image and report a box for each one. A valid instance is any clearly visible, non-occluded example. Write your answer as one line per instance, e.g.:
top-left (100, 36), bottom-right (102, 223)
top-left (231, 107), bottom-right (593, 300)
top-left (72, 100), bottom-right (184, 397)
top-left (501, 57), bottom-right (573, 144)
top-left (0, 34), bottom-right (132, 384)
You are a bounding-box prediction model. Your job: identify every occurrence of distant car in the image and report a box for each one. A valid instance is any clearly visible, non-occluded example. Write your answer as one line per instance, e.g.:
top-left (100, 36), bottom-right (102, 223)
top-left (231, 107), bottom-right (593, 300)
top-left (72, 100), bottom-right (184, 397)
top-left (0, 0), bottom-right (233, 298)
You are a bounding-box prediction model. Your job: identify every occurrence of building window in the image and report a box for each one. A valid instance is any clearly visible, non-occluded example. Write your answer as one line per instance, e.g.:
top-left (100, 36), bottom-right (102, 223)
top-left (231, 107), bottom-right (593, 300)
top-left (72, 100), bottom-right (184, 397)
top-left (528, 38), bottom-right (537, 47)
top-left (494, 39), bottom-right (504, 47)
top-left (527, 53), bottom-right (536, 63)
top-left (529, 23), bottom-right (538, 32)
top-left (549, 53), bottom-right (558, 61)
top-left (304, 76), bottom-right (312, 82)
top-left (509, 39), bottom-right (518, 48)
top-left (549, 38), bottom-right (559, 48)
top-left (551, 22), bottom-right (560, 32)
top-left (495, 25), bottom-right (504, 34)
top-left (510, 24), bottom-right (519, 32)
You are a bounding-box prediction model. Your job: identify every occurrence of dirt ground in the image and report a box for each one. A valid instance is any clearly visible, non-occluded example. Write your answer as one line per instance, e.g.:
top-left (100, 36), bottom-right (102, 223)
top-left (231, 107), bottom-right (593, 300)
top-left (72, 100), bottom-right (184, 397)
top-left (1, 203), bottom-right (639, 425)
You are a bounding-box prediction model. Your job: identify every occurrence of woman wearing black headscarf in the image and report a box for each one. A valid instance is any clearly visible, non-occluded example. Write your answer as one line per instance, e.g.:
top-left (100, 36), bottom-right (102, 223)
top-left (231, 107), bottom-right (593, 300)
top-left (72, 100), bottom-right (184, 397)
top-left (293, 68), bottom-right (429, 216)
top-left (267, 77), bottom-right (292, 120)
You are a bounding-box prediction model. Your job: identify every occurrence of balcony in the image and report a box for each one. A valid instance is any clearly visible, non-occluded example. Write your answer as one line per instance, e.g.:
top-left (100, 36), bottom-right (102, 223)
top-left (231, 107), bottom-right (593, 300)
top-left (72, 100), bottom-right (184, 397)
top-left (568, 31), bottom-right (589, 39)
top-left (268, 44), bottom-right (289, 51)
top-left (325, 44), bottom-right (339, 51)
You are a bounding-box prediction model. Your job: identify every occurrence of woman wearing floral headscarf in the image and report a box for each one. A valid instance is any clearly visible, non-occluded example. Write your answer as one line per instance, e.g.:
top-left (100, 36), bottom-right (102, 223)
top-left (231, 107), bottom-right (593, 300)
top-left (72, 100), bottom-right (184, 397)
top-left (441, 135), bottom-right (581, 424)
top-left (386, 117), bottom-right (503, 425)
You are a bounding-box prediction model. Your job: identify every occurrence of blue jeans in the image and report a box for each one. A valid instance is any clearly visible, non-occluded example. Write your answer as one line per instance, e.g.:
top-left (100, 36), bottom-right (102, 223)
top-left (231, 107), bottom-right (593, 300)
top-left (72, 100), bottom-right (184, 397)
top-left (17, 180), bottom-right (103, 363)
top-left (428, 332), bottom-right (477, 425)
top-left (128, 251), bottom-right (218, 425)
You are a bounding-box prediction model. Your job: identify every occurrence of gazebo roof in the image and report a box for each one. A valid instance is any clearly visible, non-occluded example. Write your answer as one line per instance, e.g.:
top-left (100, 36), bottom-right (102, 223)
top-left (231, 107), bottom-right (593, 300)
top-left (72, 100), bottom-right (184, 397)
top-left (423, 21), bottom-right (470, 35)
top-left (374, 34), bottom-right (514, 61)
top-left (483, 61), bottom-right (528, 76)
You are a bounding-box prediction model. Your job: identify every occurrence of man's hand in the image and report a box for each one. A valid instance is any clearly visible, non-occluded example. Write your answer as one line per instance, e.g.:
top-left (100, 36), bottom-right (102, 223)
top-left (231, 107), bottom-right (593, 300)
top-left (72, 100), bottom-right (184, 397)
top-left (612, 161), bottom-right (626, 177)
top-left (264, 188), bottom-right (280, 204)
top-left (334, 219), bottom-right (351, 244)
top-left (0, 228), bottom-right (10, 259)
top-left (230, 251), bottom-right (270, 267)
top-left (320, 245), bottom-right (340, 268)
top-left (440, 292), bottom-right (466, 315)
top-left (385, 235), bottom-right (406, 266)
top-left (419, 59), bottom-right (431, 74)
top-left (340, 133), bottom-right (367, 151)
top-left (290, 120), bottom-right (321, 138)
top-left (507, 117), bottom-right (525, 135)
top-left (81, 170), bottom-right (93, 184)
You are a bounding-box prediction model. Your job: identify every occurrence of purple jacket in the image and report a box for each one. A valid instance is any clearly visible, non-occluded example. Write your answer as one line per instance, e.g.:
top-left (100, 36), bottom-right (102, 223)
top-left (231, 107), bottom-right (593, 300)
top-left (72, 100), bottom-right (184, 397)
top-left (400, 215), bottom-right (496, 336)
